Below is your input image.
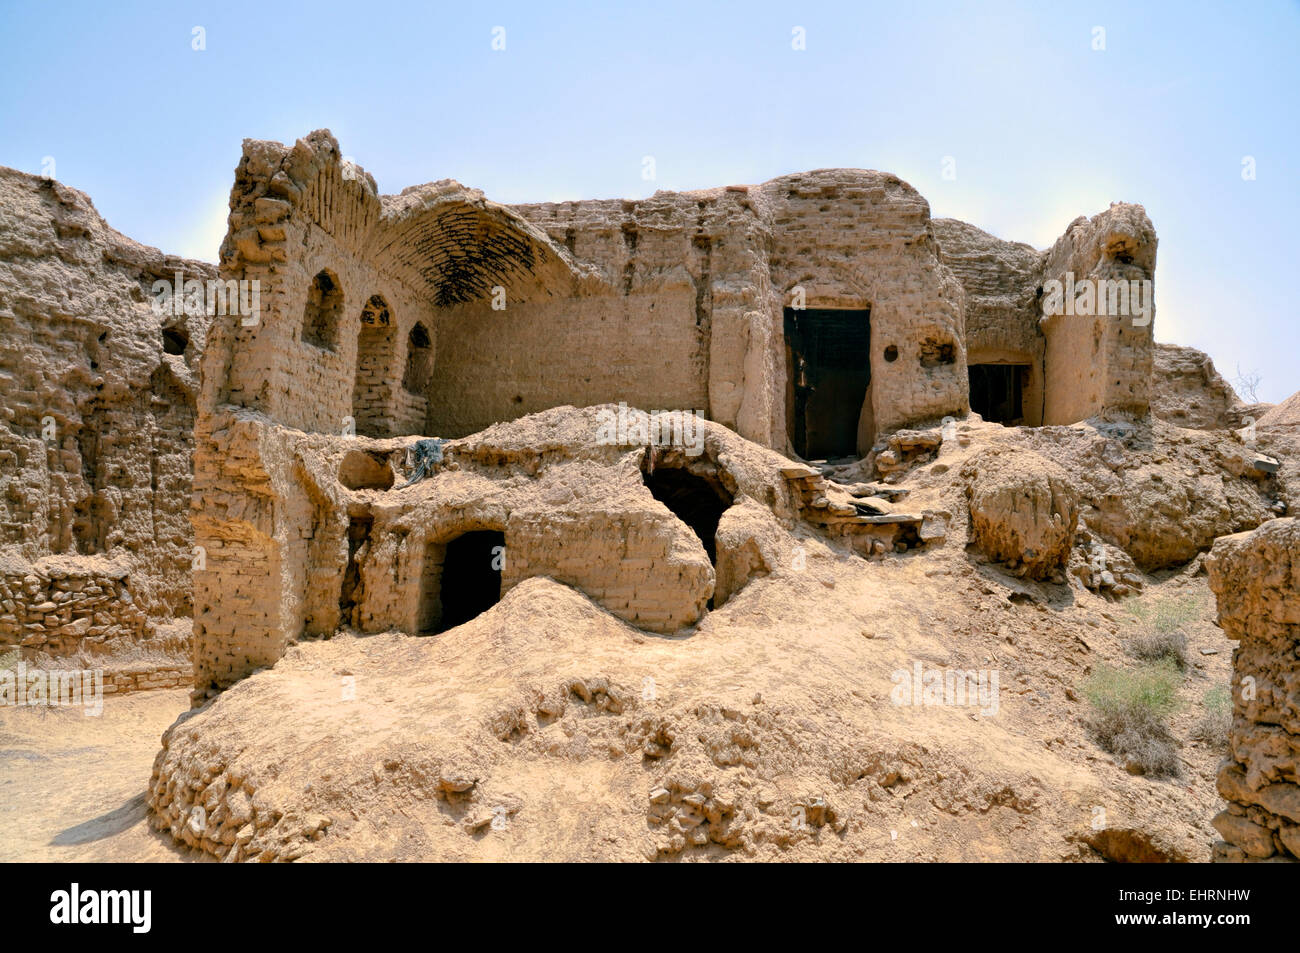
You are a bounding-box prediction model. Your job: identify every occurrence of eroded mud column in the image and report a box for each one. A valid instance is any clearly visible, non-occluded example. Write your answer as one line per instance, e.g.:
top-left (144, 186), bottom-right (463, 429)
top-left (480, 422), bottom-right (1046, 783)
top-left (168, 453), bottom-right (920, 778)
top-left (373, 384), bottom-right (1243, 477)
top-left (1206, 518), bottom-right (1300, 862)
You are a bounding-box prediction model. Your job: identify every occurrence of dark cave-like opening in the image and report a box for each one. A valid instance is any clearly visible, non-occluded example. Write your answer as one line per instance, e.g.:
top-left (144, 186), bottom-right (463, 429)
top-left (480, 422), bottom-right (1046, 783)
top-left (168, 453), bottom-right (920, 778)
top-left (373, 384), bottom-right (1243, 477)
top-left (435, 530), bottom-right (505, 632)
top-left (641, 465), bottom-right (732, 566)
top-left (784, 307), bottom-right (871, 459)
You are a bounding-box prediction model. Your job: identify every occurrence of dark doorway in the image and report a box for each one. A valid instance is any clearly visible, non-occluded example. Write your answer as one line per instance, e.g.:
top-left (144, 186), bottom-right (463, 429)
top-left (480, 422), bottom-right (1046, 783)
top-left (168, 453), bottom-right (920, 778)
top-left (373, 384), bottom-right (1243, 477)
top-left (641, 466), bottom-right (732, 566)
top-left (784, 307), bottom-right (871, 459)
top-left (437, 530), bottom-right (504, 631)
top-left (969, 364), bottom-right (1028, 424)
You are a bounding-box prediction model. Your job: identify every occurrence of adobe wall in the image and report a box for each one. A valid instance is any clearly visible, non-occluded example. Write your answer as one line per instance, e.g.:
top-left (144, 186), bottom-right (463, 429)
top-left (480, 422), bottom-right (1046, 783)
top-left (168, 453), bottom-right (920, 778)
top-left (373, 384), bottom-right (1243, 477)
top-left (187, 129), bottom-right (1162, 696)
top-left (1039, 204), bottom-right (1156, 424)
top-left (1206, 518), bottom-right (1300, 862)
top-left (426, 290), bottom-right (708, 438)
top-left (211, 134), bottom-right (435, 436)
top-left (191, 405), bottom-right (798, 694)
top-left (760, 171), bottom-right (967, 446)
top-left (509, 169), bottom-right (974, 455)
top-left (191, 132), bottom-right (596, 691)
top-left (511, 185), bottom-right (777, 447)
top-left (0, 167), bottom-right (211, 680)
top-left (211, 131), bottom-right (1152, 462)
top-left (207, 131), bottom-right (977, 463)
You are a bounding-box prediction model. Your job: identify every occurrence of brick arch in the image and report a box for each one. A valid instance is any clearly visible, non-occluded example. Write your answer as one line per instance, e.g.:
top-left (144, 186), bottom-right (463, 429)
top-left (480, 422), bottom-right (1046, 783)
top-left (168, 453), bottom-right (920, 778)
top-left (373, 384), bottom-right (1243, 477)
top-left (374, 185), bottom-right (590, 308)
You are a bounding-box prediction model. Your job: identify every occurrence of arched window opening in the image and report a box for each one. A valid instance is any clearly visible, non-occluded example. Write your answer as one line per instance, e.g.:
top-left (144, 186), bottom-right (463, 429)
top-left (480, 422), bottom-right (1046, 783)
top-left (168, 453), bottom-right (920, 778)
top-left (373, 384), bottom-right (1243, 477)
top-left (402, 322), bottom-right (433, 395)
top-left (302, 269), bottom-right (343, 350)
top-left (352, 295), bottom-right (395, 437)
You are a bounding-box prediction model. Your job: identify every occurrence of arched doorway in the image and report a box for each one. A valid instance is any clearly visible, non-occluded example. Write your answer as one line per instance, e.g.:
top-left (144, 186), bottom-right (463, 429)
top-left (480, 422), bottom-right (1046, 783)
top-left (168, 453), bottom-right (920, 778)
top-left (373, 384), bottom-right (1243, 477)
top-left (402, 322), bottom-right (433, 396)
top-left (302, 269), bottom-right (343, 350)
top-left (641, 464), bottom-right (732, 566)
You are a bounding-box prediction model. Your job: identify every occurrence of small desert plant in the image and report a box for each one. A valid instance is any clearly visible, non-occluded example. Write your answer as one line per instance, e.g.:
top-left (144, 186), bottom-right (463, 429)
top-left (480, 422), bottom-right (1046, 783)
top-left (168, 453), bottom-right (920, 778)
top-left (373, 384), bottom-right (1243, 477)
top-left (1190, 685), bottom-right (1233, 749)
top-left (1125, 591), bottom-right (1202, 669)
top-left (1083, 661), bottom-right (1183, 778)
top-left (1127, 591), bottom-right (1202, 633)
top-left (1126, 629), bottom-right (1189, 670)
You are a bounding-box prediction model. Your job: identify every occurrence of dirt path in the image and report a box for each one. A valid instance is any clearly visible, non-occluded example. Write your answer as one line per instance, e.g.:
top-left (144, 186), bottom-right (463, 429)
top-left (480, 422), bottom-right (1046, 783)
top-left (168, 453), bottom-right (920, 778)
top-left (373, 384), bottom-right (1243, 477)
top-left (0, 688), bottom-right (202, 862)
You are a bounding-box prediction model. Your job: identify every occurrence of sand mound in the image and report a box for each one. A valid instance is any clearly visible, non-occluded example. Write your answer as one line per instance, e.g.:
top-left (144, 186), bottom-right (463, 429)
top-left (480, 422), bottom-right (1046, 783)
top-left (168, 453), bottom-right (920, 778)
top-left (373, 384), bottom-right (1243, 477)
top-left (150, 555), bottom-right (1220, 863)
top-left (144, 404), bottom-right (1284, 862)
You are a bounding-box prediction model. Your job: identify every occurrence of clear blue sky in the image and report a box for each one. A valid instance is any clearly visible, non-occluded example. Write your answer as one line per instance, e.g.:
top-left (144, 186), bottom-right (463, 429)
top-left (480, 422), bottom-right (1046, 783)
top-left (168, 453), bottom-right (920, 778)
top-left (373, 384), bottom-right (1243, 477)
top-left (2, 0), bottom-right (1295, 402)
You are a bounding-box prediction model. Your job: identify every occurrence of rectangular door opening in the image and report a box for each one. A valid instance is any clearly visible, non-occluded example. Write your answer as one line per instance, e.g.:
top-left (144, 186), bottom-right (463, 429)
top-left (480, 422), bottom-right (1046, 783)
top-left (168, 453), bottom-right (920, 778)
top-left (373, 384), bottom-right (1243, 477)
top-left (418, 530), bottom-right (504, 634)
top-left (784, 307), bottom-right (871, 460)
top-left (969, 363), bottom-right (1029, 425)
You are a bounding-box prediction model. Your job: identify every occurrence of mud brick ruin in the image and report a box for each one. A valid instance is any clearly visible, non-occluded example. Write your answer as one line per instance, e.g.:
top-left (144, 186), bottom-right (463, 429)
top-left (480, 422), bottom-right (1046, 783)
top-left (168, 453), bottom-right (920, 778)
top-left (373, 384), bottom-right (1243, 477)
top-left (0, 171), bottom-right (210, 691)
top-left (8, 127), bottom-right (1298, 863)
top-left (188, 129), bottom-right (1158, 694)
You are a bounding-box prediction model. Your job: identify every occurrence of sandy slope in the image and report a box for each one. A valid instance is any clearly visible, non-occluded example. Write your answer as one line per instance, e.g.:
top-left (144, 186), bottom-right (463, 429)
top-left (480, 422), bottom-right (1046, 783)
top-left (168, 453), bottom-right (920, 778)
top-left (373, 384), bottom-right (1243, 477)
top-left (5, 408), bottom-right (1280, 863)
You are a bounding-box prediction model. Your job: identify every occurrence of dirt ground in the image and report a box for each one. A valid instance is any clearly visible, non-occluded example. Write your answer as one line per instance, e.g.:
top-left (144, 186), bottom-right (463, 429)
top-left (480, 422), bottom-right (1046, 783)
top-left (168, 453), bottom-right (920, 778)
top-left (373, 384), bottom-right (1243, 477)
top-left (140, 558), bottom-right (1236, 862)
top-left (0, 688), bottom-right (203, 862)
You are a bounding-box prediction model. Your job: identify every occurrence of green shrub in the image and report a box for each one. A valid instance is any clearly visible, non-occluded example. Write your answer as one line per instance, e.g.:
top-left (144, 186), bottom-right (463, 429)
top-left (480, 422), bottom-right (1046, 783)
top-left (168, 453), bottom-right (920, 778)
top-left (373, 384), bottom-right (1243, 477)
top-left (1085, 660), bottom-right (1182, 718)
top-left (1083, 661), bottom-right (1183, 778)
top-left (1124, 591), bottom-right (1202, 670)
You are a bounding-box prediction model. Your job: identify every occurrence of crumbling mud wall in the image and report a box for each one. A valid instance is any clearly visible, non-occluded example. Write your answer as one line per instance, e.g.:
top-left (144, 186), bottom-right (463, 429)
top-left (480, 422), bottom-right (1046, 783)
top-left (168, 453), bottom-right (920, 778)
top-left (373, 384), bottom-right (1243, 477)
top-left (451, 191), bottom-right (742, 441)
top-left (512, 169), bottom-right (972, 453)
top-left (1039, 204), bottom-right (1157, 425)
top-left (759, 171), bottom-right (966, 449)
top-left (191, 402), bottom-right (799, 695)
top-left (0, 167), bottom-right (212, 683)
top-left (189, 129), bottom-right (1166, 698)
top-left (205, 130), bottom-right (1158, 462)
top-left (1206, 518), bottom-right (1300, 862)
top-left (937, 205), bottom-right (1160, 431)
top-left (1151, 342), bottom-right (1258, 430)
